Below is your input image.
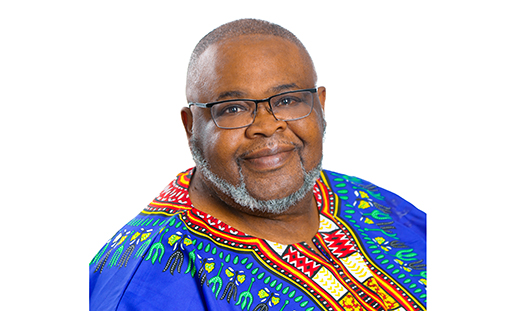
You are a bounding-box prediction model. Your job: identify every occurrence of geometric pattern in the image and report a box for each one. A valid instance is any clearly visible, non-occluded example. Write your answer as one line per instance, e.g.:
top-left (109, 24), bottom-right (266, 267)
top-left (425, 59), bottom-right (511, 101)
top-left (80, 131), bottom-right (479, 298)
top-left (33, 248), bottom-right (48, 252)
top-left (312, 266), bottom-right (348, 300)
top-left (282, 245), bottom-right (322, 277)
top-left (92, 168), bottom-right (426, 311)
top-left (264, 240), bottom-right (288, 256)
top-left (319, 215), bottom-right (339, 232)
top-left (321, 229), bottom-right (357, 258)
top-left (339, 252), bottom-right (371, 283)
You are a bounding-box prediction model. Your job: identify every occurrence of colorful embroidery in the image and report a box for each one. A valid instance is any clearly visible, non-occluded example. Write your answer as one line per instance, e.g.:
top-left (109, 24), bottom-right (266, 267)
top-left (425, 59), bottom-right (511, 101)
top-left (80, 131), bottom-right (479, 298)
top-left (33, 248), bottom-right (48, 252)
top-left (90, 168), bottom-right (426, 310)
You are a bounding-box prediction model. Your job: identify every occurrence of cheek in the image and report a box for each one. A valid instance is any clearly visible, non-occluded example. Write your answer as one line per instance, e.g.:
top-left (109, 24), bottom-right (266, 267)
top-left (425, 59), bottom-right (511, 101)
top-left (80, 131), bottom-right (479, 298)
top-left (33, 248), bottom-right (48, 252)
top-left (293, 117), bottom-right (324, 167)
top-left (199, 127), bottom-right (243, 177)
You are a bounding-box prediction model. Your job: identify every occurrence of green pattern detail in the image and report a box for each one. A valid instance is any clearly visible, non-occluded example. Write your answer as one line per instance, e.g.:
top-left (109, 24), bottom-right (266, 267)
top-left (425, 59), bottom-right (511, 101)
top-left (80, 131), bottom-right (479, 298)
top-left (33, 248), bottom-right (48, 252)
top-left (264, 276), bottom-right (271, 284)
top-left (364, 228), bottom-right (398, 239)
top-left (257, 272), bottom-right (265, 280)
top-left (362, 210), bottom-right (391, 220)
top-left (225, 254), bottom-right (231, 263)
top-left (185, 249), bottom-right (197, 277)
top-left (246, 262), bottom-right (253, 270)
top-left (208, 263), bottom-right (224, 298)
top-left (280, 300), bottom-right (290, 311)
top-left (394, 249), bottom-right (418, 261)
top-left (241, 258), bottom-right (248, 265)
top-left (236, 277), bottom-right (255, 310)
top-left (288, 290), bottom-right (296, 298)
top-left (146, 228), bottom-right (169, 264)
top-left (270, 280), bottom-right (277, 288)
top-left (251, 268), bottom-right (258, 275)
top-left (300, 301), bottom-right (308, 307)
top-left (233, 255), bottom-right (239, 265)
top-left (109, 232), bottom-right (131, 267)
top-left (90, 242), bottom-right (109, 265)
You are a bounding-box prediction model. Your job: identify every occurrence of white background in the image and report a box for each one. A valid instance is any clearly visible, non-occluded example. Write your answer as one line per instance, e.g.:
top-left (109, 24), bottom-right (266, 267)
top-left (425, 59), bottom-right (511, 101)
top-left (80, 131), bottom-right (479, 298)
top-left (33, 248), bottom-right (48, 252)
top-left (1, 1), bottom-right (516, 309)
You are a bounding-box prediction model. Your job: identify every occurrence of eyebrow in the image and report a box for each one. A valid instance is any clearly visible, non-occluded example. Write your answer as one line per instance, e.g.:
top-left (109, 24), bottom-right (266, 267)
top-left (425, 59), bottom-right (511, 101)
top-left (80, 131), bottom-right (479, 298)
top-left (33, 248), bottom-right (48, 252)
top-left (215, 83), bottom-right (300, 101)
top-left (216, 90), bottom-right (247, 101)
top-left (268, 83), bottom-right (299, 94)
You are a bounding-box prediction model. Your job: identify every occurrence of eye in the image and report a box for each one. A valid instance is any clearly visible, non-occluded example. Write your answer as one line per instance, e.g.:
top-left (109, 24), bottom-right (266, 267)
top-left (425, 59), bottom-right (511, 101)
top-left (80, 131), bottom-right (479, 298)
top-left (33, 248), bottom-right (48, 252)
top-left (223, 105), bottom-right (243, 114)
top-left (214, 101), bottom-right (251, 117)
top-left (274, 95), bottom-right (302, 107)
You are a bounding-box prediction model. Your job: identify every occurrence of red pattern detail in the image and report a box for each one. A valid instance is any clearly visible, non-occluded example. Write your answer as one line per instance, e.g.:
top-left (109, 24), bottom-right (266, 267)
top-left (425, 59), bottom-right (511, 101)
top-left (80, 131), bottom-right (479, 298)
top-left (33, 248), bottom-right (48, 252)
top-left (193, 210), bottom-right (246, 236)
top-left (282, 246), bottom-right (322, 277)
top-left (321, 229), bottom-right (357, 258)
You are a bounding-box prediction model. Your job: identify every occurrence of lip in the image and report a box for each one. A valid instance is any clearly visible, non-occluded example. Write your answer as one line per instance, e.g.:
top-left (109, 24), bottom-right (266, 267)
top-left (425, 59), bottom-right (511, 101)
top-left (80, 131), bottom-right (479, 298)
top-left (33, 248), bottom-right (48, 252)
top-left (241, 144), bottom-right (297, 171)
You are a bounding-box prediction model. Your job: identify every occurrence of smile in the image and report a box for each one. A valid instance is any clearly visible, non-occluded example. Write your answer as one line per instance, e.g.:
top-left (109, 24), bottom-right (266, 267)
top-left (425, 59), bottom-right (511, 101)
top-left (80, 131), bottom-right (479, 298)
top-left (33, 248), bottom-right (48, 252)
top-left (241, 145), bottom-right (297, 171)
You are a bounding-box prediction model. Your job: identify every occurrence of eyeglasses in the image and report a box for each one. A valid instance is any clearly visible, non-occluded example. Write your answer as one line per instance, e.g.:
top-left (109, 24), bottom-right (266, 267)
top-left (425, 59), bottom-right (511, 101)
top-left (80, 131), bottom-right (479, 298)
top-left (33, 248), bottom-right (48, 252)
top-left (188, 88), bottom-right (317, 129)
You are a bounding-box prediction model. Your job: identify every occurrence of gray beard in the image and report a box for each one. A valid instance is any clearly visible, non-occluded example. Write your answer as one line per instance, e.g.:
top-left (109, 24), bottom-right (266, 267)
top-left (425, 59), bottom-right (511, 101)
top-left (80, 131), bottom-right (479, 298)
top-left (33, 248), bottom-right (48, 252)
top-left (189, 137), bottom-right (322, 215)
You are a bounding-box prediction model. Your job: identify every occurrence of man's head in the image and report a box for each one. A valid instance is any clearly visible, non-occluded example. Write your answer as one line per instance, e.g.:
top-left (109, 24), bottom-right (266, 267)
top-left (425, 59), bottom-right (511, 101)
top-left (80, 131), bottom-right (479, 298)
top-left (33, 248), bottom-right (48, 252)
top-left (181, 19), bottom-right (326, 215)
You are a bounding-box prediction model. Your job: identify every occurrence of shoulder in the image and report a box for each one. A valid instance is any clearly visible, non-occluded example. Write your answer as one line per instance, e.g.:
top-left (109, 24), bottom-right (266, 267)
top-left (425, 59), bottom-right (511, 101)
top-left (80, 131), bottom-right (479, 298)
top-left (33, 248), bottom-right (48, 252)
top-left (89, 210), bottom-right (196, 310)
top-left (321, 168), bottom-right (426, 240)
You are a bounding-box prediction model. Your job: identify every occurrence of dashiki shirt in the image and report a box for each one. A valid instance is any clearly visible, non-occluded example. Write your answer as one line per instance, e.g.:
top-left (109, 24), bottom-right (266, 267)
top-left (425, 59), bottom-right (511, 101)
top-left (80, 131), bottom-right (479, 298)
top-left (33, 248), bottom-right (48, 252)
top-left (90, 168), bottom-right (426, 311)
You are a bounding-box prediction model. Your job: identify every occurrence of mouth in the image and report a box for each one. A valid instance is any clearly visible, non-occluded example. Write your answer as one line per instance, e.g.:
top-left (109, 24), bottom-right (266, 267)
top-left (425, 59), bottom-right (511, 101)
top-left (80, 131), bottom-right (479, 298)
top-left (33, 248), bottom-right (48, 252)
top-left (240, 144), bottom-right (298, 172)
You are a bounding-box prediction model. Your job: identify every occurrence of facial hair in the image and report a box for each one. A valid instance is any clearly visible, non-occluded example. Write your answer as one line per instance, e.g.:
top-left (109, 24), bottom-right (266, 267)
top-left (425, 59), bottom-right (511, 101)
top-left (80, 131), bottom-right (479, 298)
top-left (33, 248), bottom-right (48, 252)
top-left (189, 136), bottom-right (322, 215)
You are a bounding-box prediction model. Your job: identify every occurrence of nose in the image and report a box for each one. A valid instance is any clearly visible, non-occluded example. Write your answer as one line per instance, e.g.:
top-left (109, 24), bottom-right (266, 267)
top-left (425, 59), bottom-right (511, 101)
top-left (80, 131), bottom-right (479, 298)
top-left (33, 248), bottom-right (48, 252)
top-left (245, 101), bottom-right (287, 138)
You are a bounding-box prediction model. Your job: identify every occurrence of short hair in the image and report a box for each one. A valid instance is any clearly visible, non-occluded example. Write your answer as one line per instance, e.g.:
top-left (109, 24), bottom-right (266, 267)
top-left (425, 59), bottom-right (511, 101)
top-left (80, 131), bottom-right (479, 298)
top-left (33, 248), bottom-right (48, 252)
top-left (186, 18), bottom-right (316, 95)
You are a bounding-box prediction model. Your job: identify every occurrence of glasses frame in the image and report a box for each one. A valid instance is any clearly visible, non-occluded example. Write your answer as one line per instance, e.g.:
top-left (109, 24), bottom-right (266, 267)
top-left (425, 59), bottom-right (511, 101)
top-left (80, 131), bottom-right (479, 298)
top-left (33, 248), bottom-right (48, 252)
top-left (188, 88), bottom-right (318, 129)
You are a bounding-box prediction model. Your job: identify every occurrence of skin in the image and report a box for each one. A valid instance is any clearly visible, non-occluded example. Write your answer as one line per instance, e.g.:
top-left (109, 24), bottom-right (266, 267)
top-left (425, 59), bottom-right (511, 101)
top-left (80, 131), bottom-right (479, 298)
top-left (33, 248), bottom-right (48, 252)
top-left (181, 34), bottom-right (327, 248)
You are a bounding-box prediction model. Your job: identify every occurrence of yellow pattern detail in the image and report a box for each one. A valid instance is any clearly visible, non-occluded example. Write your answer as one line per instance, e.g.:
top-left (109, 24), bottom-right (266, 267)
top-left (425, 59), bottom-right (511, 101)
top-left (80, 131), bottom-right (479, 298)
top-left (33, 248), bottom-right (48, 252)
top-left (339, 292), bottom-right (367, 311)
top-left (340, 253), bottom-right (371, 282)
top-left (319, 216), bottom-right (336, 231)
top-left (130, 232), bottom-right (140, 241)
top-left (364, 278), bottom-right (400, 310)
top-left (258, 289), bottom-right (269, 299)
top-left (312, 266), bottom-right (347, 300)
top-left (358, 200), bottom-right (371, 209)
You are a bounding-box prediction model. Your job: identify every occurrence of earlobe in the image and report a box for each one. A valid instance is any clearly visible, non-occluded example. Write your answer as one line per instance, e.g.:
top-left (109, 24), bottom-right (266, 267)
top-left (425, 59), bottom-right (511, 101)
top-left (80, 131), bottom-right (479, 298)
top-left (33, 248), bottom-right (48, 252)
top-left (181, 107), bottom-right (194, 139)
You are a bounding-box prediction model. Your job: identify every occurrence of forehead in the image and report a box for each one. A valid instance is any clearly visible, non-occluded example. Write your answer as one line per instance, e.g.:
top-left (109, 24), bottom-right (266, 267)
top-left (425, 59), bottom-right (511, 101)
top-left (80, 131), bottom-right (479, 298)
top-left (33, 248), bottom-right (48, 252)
top-left (189, 35), bottom-right (315, 102)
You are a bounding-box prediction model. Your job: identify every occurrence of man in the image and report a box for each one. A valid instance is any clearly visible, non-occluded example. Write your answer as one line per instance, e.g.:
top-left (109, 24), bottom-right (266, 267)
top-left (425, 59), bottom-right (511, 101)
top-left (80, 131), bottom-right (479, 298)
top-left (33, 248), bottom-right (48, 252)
top-left (90, 19), bottom-right (426, 311)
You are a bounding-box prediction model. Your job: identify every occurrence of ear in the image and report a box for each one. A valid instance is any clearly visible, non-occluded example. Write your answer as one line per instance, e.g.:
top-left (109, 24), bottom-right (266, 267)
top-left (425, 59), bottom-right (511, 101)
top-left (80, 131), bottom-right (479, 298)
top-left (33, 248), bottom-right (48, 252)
top-left (181, 106), bottom-right (194, 140)
top-left (317, 86), bottom-right (326, 112)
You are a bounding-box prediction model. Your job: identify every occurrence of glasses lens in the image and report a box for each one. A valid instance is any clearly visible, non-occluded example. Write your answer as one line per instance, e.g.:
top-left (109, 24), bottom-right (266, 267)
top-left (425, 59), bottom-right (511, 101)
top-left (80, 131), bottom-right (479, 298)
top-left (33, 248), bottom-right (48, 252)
top-left (211, 100), bottom-right (255, 129)
top-left (270, 90), bottom-right (314, 121)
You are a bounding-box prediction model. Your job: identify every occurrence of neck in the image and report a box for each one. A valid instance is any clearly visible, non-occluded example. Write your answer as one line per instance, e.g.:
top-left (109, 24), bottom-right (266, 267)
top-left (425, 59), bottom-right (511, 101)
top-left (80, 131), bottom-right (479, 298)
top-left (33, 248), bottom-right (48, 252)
top-left (188, 169), bottom-right (320, 245)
